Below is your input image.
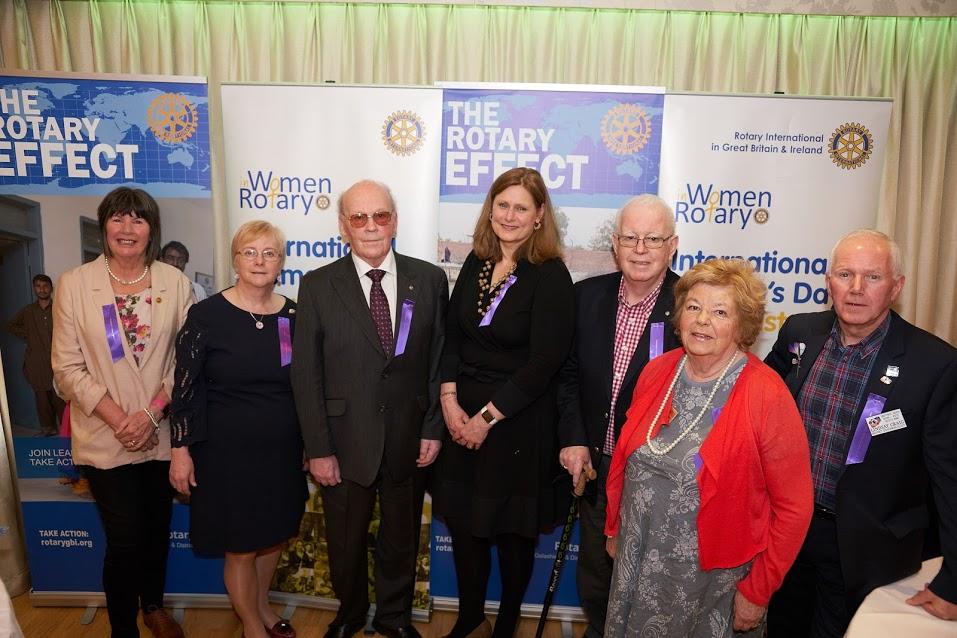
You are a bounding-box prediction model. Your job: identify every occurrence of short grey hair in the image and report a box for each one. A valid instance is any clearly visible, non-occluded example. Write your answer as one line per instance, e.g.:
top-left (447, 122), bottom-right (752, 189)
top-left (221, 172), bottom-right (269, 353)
top-left (829, 229), bottom-right (903, 278)
top-left (337, 179), bottom-right (398, 216)
top-left (614, 194), bottom-right (676, 236)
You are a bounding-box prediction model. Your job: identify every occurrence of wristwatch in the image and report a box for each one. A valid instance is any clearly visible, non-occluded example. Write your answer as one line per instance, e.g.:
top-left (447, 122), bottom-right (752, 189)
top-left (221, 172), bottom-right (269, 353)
top-left (480, 406), bottom-right (499, 426)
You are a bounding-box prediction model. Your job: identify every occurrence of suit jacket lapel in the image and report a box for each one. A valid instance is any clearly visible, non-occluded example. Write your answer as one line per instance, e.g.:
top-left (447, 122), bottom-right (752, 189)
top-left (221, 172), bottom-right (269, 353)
top-left (841, 313), bottom-right (906, 460)
top-left (595, 274), bottom-right (620, 404)
top-left (136, 264), bottom-right (170, 370)
top-left (331, 256), bottom-right (387, 358)
top-left (789, 313), bottom-right (833, 397)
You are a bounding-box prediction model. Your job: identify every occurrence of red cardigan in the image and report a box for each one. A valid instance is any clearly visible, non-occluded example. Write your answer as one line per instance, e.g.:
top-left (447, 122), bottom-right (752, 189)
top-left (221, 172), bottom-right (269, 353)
top-left (605, 348), bottom-right (813, 606)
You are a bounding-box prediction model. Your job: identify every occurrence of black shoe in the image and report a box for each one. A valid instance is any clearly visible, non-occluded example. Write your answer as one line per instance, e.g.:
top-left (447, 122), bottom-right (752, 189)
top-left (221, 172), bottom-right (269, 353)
top-left (324, 621), bottom-right (365, 638)
top-left (371, 621), bottom-right (422, 638)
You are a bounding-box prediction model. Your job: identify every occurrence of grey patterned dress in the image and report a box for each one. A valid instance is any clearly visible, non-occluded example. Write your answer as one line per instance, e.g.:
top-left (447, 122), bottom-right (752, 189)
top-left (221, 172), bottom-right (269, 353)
top-left (605, 356), bottom-right (763, 638)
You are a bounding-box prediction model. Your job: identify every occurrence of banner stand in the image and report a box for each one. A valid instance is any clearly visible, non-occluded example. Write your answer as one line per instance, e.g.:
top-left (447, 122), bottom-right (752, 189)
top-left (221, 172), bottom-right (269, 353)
top-left (432, 597), bottom-right (585, 622)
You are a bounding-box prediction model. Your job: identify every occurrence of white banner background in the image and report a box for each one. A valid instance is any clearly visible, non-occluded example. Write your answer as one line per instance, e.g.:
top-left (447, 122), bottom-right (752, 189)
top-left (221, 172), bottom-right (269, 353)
top-left (659, 94), bottom-right (892, 356)
top-left (221, 84), bottom-right (443, 299)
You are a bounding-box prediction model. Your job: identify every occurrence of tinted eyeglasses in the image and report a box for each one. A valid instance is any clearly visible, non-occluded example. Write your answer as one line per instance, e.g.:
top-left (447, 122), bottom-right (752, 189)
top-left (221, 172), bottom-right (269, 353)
top-left (344, 210), bottom-right (393, 228)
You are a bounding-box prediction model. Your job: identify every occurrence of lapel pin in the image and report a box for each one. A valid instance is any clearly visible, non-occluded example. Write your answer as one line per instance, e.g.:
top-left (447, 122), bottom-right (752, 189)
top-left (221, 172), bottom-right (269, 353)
top-left (664, 311), bottom-right (670, 317)
top-left (288, 308), bottom-right (295, 314)
top-left (885, 365), bottom-right (899, 377)
top-left (409, 284), bottom-right (414, 291)
top-left (880, 375), bottom-right (891, 385)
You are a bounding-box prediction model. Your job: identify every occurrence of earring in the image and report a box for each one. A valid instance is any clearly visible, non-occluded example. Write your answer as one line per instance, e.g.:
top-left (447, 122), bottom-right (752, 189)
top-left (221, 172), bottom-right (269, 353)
top-left (533, 220), bottom-right (542, 230)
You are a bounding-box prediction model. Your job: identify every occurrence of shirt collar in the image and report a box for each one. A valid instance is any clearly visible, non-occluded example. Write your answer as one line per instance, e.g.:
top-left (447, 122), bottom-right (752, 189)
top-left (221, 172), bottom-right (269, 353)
top-left (829, 313), bottom-right (891, 358)
top-left (617, 274), bottom-right (664, 311)
top-left (351, 249), bottom-right (396, 279)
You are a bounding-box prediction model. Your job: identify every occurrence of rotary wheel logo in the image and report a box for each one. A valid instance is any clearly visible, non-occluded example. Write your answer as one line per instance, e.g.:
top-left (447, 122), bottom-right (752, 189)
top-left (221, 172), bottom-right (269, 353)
top-left (147, 93), bottom-right (198, 144)
top-left (754, 209), bottom-right (770, 224)
top-left (600, 104), bottom-right (652, 156)
top-left (828, 122), bottom-right (874, 170)
top-left (382, 111), bottom-right (426, 156)
top-left (316, 195), bottom-right (331, 210)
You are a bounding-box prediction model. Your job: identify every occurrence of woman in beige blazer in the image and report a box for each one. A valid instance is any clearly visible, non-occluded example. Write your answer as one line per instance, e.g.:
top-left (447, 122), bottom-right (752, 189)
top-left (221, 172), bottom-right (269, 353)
top-left (52, 187), bottom-right (192, 638)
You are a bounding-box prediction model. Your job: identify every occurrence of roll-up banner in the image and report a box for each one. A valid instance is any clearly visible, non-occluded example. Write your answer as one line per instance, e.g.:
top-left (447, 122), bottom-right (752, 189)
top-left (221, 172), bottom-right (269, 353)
top-left (434, 82), bottom-right (666, 621)
top-left (0, 70), bottom-right (219, 603)
top-left (220, 84), bottom-right (443, 296)
top-left (219, 83), bottom-right (443, 615)
top-left (659, 93), bottom-right (891, 356)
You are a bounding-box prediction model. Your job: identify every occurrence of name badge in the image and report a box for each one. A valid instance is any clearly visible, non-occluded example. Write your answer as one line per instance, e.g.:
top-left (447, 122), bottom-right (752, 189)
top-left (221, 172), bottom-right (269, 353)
top-left (866, 409), bottom-right (906, 436)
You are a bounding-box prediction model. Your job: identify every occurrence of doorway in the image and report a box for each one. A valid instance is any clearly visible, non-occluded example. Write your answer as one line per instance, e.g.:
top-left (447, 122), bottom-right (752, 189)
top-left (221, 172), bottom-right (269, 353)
top-left (0, 195), bottom-right (45, 433)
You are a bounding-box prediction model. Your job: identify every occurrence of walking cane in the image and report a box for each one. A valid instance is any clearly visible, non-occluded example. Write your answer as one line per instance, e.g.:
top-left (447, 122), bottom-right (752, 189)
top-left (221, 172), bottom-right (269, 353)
top-left (534, 466), bottom-right (598, 638)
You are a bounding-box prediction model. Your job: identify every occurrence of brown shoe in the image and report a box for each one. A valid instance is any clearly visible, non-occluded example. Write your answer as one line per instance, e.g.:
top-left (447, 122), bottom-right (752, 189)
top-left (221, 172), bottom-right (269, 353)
top-left (143, 606), bottom-right (185, 638)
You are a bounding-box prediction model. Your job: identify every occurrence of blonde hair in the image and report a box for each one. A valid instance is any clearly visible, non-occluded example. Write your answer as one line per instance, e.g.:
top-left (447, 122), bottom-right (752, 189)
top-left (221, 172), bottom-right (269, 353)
top-left (230, 220), bottom-right (287, 269)
top-left (673, 259), bottom-right (767, 349)
top-left (472, 168), bottom-right (563, 264)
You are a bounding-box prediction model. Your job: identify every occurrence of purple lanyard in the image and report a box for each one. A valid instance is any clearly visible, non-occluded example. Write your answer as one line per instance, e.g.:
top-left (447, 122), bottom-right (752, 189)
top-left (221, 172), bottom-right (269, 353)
top-left (649, 321), bottom-right (665, 360)
top-left (102, 304), bottom-right (125, 363)
top-left (845, 393), bottom-right (887, 465)
top-left (278, 317), bottom-right (292, 367)
top-left (479, 274), bottom-right (517, 327)
top-left (394, 299), bottom-right (414, 356)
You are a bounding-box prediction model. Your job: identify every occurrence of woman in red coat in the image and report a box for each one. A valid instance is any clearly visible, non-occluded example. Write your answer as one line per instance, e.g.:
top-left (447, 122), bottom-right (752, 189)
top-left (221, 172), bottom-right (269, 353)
top-left (604, 259), bottom-right (813, 637)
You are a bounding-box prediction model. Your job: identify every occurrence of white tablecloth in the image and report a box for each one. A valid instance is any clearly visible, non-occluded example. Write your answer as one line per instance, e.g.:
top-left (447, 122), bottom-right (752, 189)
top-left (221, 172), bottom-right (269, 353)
top-left (846, 557), bottom-right (957, 637)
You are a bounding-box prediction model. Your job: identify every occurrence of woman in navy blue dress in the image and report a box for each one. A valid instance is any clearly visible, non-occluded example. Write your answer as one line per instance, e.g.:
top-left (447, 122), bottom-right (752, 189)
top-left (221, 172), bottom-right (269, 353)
top-left (171, 221), bottom-right (306, 638)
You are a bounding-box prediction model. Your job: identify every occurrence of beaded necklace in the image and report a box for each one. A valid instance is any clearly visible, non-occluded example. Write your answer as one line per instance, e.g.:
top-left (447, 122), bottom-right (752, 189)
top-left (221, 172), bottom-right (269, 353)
top-left (645, 351), bottom-right (741, 456)
top-left (105, 256), bottom-right (149, 286)
top-left (476, 259), bottom-right (517, 318)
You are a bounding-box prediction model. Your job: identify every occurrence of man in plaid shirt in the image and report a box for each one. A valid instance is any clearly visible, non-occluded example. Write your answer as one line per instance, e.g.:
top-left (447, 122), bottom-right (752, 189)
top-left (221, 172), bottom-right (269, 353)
top-left (765, 229), bottom-right (957, 636)
top-left (557, 194), bottom-right (681, 638)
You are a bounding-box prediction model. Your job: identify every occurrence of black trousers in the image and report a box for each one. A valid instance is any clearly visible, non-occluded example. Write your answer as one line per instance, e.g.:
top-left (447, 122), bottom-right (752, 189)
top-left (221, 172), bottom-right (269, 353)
top-left (81, 461), bottom-right (174, 638)
top-left (321, 466), bottom-right (418, 628)
top-left (576, 454), bottom-right (613, 638)
top-left (767, 512), bottom-right (850, 638)
top-left (34, 388), bottom-right (65, 434)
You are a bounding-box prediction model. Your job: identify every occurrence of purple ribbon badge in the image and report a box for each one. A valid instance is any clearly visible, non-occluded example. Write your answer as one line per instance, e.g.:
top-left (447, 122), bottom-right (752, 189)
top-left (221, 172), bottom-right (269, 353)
top-left (649, 322), bottom-right (665, 360)
top-left (278, 317), bottom-right (292, 367)
top-left (102, 304), bottom-right (125, 363)
top-left (788, 341), bottom-right (806, 366)
top-left (479, 274), bottom-right (517, 327)
top-left (711, 406), bottom-right (723, 423)
top-left (394, 299), bottom-right (414, 356)
top-left (846, 392), bottom-right (887, 465)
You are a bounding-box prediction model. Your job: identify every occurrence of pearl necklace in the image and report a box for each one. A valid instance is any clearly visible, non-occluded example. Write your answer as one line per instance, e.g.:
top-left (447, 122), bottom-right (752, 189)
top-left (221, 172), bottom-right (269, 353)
top-left (105, 256), bottom-right (149, 285)
top-left (645, 352), bottom-right (741, 456)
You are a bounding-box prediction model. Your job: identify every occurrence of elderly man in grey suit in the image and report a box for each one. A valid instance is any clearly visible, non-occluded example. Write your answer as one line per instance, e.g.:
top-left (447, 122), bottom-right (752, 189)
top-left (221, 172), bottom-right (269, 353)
top-left (292, 180), bottom-right (448, 638)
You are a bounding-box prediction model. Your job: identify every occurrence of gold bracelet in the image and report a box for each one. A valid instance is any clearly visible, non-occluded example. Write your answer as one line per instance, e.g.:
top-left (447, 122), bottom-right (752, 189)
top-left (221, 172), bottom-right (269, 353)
top-left (440, 391), bottom-right (457, 398)
top-left (144, 407), bottom-right (160, 432)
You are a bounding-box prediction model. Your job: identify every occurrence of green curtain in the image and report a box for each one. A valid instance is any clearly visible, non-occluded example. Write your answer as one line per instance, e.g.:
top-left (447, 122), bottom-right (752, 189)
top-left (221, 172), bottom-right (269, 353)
top-left (0, 1), bottom-right (954, 344)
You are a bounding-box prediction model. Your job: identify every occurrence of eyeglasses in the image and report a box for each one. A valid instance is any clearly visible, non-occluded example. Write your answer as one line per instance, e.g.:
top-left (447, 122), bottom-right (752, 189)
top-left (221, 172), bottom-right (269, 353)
top-left (614, 234), bottom-right (674, 249)
top-left (344, 210), bottom-right (393, 228)
top-left (237, 248), bottom-right (281, 262)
